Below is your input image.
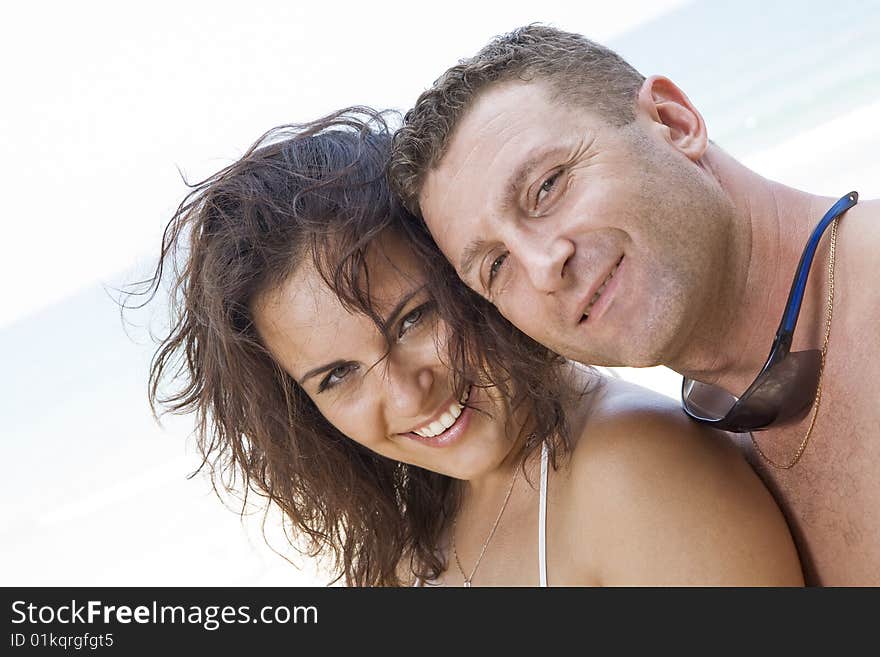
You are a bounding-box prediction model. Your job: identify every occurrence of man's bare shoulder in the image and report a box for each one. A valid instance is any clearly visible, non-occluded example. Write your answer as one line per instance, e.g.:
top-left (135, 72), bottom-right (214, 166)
top-left (841, 197), bottom-right (880, 307)
top-left (834, 196), bottom-right (880, 395)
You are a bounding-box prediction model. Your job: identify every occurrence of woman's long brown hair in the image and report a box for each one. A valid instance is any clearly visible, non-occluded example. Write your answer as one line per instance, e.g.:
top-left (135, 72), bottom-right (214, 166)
top-left (127, 108), bottom-right (583, 586)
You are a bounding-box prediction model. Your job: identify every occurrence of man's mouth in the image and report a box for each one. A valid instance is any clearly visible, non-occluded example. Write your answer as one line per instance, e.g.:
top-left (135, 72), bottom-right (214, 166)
top-left (410, 387), bottom-right (471, 438)
top-left (582, 256), bottom-right (624, 322)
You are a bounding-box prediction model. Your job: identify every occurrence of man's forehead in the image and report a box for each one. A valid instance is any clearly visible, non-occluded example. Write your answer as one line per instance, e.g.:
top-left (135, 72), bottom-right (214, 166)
top-left (421, 127), bottom-right (527, 223)
top-left (435, 82), bottom-right (553, 168)
top-left (419, 165), bottom-right (474, 264)
top-left (423, 82), bottom-right (584, 191)
top-left (423, 127), bottom-right (573, 229)
top-left (464, 79), bottom-right (556, 126)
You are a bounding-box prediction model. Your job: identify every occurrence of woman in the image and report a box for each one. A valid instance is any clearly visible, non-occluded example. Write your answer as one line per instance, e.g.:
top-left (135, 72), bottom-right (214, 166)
top-left (137, 108), bottom-right (803, 586)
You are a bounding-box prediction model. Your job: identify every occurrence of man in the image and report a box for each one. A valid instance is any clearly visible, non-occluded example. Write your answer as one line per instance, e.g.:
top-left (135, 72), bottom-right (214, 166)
top-left (389, 25), bottom-right (879, 585)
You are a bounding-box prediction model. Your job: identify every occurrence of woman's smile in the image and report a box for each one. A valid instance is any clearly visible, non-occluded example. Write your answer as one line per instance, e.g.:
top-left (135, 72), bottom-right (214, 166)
top-left (401, 386), bottom-right (473, 447)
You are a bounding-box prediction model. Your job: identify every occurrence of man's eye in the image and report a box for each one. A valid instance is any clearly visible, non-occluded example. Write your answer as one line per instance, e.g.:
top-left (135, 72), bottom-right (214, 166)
top-left (489, 253), bottom-right (508, 284)
top-left (536, 171), bottom-right (561, 206)
top-left (319, 364), bottom-right (357, 392)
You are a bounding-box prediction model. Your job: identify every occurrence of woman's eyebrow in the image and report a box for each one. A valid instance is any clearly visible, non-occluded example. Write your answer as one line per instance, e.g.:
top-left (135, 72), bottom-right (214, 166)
top-left (378, 285), bottom-right (426, 332)
top-left (299, 359), bottom-right (348, 385)
top-left (298, 285), bottom-right (428, 385)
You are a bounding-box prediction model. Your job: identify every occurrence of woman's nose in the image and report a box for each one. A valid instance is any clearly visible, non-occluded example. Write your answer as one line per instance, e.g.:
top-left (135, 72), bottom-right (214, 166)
top-left (384, 353), bottom-right (437, 419)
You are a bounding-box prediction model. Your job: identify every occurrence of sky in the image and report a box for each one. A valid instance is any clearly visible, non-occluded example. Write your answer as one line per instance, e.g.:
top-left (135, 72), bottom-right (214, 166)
top-left (0, 0), bottom-right (689, 329)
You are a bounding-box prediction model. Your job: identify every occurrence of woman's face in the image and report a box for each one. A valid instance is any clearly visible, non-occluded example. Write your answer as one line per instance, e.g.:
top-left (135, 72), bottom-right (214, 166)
top-left (251, 231), bottom-right (519, 481)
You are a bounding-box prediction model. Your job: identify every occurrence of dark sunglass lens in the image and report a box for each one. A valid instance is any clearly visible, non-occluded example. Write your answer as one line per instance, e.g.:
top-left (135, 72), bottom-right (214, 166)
top-left (733, 349), bottom-right (822, 428)
top-left (682, 379), bottom-right (739, 422)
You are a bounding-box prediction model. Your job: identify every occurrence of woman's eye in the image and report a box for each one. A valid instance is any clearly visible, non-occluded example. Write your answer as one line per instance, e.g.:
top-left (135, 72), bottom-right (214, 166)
top-left (536, 171), bottom-right (561, 206)
top-left (488, 253), bottom-right (508, 284)
top-left (399, 308), bottom-right (423, 338)
top-left (398, 303), bottom-right (433, 339)
top-left (319, 364), bottom-right (357, 392)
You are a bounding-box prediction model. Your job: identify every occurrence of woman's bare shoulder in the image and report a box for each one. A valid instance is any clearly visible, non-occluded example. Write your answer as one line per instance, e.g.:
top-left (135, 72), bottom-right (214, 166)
top-left (561, 374), bottom-right (803, 585)
top-left (570, 373), bottom-right (734, 464)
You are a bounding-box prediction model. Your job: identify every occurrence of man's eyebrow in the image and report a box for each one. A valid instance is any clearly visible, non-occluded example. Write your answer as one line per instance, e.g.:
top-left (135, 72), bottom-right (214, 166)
top-left (500, 146), bottom-right (567, 213)
top-left (458, 147), bottom-right (568, 283)
top-left (459, 238), bottom-right (489, 280)
top-left (297, 285), bottom-right (426, 386)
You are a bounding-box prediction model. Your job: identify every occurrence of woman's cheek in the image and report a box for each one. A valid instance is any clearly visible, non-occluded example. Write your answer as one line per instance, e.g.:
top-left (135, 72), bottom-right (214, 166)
top-left (314, 397), bottom-right (360, 442)
top-left (333, 396), bottom-right (387, 450)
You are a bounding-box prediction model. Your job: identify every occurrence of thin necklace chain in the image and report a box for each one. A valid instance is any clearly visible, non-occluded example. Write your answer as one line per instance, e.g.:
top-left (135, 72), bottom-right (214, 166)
top-left (451, 465), bottom-right (520, 587)
top-left (750, 217), bottom-right (839, 469)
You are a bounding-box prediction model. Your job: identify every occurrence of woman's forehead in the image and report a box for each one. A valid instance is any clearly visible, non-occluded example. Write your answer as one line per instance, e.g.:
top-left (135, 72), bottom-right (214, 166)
top-left (362, 233), bottom-right (427, 306)
top-left (252, 235), bottom-right (426, 375)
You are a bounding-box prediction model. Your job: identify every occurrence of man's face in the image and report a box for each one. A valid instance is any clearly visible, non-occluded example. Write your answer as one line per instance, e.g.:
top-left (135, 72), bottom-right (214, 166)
top-left (420, 80), bottom-right (733, 367)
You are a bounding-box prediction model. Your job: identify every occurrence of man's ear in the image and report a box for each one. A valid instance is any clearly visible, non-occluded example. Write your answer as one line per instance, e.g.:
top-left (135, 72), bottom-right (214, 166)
top-left (636, 75), bottom-right (708, 161)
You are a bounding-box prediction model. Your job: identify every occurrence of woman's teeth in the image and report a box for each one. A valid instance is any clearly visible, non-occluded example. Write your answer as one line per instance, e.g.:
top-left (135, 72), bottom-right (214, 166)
top-left (583, 258), bottom-right (622, 320)
top-left (413, 388), bottom-right (470, 438)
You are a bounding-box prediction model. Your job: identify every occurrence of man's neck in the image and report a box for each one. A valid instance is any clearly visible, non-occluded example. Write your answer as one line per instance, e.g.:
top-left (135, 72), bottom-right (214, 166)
top-left (667, 146), bottom-right (838, 396)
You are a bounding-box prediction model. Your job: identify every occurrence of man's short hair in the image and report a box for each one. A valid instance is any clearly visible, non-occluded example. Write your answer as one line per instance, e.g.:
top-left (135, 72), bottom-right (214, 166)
top-left (390, 24), bottom-right (646, 215)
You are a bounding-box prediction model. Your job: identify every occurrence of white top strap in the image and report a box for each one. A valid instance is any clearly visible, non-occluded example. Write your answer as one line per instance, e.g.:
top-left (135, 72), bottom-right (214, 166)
top-left (539, 441), bottom-right (549, 587)
top-left (416, 441), bottom-right (551, 588)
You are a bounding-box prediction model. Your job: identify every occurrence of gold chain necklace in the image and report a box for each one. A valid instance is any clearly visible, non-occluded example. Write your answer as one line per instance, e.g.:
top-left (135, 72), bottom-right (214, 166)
top-left (451, 464), bottom-right (520, 587)
top-left (750, 217), bottom-right (839, 469)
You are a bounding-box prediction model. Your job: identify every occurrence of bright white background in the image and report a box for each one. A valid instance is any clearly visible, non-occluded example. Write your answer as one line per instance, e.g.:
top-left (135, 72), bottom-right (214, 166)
top-left (2, 0), bottom-right (879, 586)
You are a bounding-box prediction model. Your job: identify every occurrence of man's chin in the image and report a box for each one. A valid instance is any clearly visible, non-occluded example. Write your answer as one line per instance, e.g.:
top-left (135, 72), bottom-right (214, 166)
top-left (560, 335), bottom-right (670, 369)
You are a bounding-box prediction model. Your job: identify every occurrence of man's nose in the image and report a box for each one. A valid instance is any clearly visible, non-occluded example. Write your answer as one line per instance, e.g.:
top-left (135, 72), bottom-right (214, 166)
top-left (513, 232), bottom-right (575, 294)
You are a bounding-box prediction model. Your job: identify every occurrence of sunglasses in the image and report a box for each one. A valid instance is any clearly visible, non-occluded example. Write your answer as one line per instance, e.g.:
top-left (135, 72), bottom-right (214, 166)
top-left (681, 191), bottom-right (859, 432)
